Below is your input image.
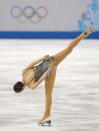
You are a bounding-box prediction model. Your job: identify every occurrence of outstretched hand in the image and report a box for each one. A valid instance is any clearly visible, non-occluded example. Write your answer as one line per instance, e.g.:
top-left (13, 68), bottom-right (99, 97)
top-left (44, 55), bottom-right (55, 67)
top-left (44, 55), bottom-right (50, 60)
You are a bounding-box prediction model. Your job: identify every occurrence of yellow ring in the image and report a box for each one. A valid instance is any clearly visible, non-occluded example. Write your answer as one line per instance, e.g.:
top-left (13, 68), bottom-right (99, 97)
top-left (16, 12), bottom-right (28, 24)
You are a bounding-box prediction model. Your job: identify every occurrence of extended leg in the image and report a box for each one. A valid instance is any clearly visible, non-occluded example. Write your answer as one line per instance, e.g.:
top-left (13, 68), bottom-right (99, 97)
top-left (54, 27), bottom-right (94, 65)
top-left (39, 66), bottom-right (57, 123)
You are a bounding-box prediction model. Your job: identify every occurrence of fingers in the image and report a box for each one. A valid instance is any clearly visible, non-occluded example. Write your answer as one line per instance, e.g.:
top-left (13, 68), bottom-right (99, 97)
top-left (44, 55), bottom-right (50, 60)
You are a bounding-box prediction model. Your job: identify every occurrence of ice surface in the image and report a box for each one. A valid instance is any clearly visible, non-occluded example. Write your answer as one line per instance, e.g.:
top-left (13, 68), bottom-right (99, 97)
top-left (0, 39), bottom-right (99, 131)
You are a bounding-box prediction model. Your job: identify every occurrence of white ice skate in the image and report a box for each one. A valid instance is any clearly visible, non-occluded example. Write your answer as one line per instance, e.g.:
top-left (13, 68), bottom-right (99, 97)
top-left (84, 26), bottom-right (94, 36)
top-left (39, 116), bottom-right (52, 126)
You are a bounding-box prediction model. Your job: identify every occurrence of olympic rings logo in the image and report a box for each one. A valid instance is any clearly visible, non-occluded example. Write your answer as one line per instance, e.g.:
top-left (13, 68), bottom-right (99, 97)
top-left (10, 6), bottom-right (48, 24)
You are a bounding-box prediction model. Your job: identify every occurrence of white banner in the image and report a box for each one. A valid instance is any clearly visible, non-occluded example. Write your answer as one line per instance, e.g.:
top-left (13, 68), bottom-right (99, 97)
top-left (0, 0), bottom-right (99, 31)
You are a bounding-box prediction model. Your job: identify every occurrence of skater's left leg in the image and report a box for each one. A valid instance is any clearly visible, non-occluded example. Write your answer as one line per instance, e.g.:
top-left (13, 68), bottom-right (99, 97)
top-left (54, 27), bottom-right (94, 66)
top-left (39, 66), bottom-right (57, 123)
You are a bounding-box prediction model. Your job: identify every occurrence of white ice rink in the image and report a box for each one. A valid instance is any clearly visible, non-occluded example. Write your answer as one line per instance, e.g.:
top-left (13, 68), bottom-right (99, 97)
top-left (0, 39), bottom-right (99, 131)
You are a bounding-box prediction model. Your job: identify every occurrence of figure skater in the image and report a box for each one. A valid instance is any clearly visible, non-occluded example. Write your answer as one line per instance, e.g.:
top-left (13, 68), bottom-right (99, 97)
top-left (13, 27), bottom-right (94, 126)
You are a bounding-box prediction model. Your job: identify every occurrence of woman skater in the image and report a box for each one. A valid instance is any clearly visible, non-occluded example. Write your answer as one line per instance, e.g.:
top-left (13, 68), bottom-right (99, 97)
top-left (13, 27), bottom-right (94, 126)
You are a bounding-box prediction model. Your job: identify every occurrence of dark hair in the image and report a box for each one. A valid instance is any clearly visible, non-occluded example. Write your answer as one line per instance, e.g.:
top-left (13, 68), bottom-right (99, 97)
top-left (13, 81), bottom-right (24, 93)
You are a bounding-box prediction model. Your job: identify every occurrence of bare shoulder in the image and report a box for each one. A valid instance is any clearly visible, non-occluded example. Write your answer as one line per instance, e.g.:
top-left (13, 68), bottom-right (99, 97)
top-left (28, 80), bottom-right (36, 89)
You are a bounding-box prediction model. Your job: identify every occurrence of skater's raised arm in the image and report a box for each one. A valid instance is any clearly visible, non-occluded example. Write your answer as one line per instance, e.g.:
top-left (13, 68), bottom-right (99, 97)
top-left (22, 55), bottom-right (50, 74)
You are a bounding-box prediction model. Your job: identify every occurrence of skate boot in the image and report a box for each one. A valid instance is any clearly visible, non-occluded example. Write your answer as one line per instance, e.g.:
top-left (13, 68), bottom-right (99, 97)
top-left (39, 116), bottom-right (52, 126)
top-left (84, 26), bottom-right (94, 36)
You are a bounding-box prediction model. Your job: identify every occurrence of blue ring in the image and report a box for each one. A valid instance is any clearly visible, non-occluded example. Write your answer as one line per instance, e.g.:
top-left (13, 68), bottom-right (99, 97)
top-left (10, 6), bottom-right (22, 18)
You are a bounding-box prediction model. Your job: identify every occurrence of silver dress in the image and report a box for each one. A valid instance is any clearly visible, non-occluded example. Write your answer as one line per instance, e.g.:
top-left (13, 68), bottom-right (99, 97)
top-left (33, 56), bottom-right (55, 82)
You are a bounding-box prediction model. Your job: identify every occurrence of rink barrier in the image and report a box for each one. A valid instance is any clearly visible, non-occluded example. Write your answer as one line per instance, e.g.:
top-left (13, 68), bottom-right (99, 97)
top-left (0, 31), bottom-right (99, 39)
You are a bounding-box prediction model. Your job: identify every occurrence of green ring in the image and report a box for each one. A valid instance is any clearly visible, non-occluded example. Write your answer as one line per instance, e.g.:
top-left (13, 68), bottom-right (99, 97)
top-left (30, 11), bottom-right (41, 24)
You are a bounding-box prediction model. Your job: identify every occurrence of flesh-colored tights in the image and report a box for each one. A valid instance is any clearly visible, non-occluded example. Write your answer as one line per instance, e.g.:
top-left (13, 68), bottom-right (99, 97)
top-left (39, 32), bottom-right (86, 123)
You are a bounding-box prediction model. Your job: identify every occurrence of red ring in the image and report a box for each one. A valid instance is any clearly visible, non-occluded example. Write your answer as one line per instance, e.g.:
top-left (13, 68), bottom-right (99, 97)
top-left (36, 6), bottom-right (48, 19)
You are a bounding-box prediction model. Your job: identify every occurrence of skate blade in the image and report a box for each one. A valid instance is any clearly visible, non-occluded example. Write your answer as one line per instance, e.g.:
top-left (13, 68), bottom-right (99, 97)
top-left (39, 120), bottom-right (52, 126)
top-left (39, 123), bottom-right (52, 126)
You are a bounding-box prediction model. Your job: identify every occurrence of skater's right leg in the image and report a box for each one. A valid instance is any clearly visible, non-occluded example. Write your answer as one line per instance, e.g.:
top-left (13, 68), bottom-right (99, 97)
top-left (39, 66), bottom-right (57, 124)
top-left (54, 27), bottom-right (94, 66)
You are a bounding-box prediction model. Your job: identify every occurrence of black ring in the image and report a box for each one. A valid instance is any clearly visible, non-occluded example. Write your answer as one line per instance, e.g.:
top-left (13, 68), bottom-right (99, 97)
top-left (22, 6), bottom-right (35, 19)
